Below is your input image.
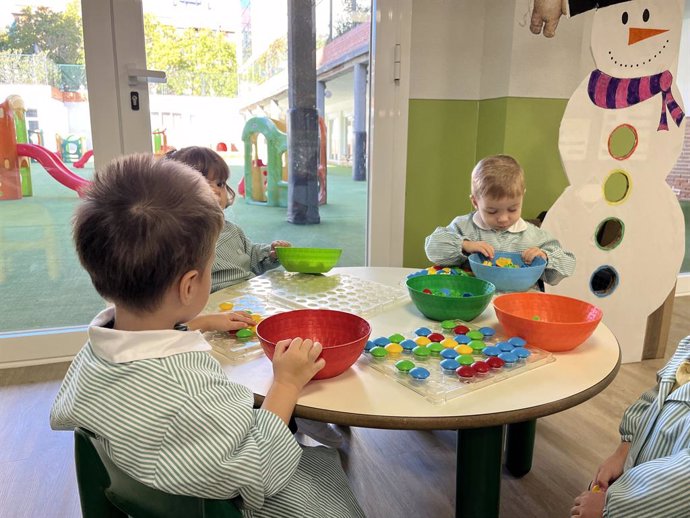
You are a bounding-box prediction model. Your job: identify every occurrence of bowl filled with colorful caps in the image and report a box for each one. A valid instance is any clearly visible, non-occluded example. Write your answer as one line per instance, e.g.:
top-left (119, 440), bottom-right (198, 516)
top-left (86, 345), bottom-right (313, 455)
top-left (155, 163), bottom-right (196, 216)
top-left (468, 251), bottom-right (546, 292)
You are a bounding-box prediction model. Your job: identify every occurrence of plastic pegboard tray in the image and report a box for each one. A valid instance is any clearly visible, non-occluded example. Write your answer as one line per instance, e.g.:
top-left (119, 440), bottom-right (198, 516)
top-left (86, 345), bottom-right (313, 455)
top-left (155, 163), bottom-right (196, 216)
top-left (359, 320), bottom-right (555, 404)
top-left (202, 291), bottom-right (292, 363)
top-left (245, 270), bottom-right (409, 317)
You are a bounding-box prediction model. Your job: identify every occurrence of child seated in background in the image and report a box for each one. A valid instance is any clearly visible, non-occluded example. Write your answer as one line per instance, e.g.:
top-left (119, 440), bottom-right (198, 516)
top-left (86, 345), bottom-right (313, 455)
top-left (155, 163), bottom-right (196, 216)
top-left (424, 154), bottom-right (575, 286)
top-left (50, 154), bottom-right (365, 517)
top-left (167, 147), bottom-right (290, 293)
top-left (570, 336), bottom-right (690, 518)
top-left (172, 146), bottom-right (344, 449)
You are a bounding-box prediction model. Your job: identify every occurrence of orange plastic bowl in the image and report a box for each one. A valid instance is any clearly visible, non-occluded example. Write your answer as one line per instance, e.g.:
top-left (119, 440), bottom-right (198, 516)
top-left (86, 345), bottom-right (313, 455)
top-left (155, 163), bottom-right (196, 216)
top-left (256, 309), bottom-right (371, 380)
top-left (493, 293), bottom-right (603, 352)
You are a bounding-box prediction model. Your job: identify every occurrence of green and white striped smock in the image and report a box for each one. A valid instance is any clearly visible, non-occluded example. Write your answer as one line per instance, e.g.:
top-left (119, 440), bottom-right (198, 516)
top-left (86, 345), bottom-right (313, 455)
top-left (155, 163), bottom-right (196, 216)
top-left (212, 221), bottom-right (281, 293)
top-left (603, 337), bottom-right (690, 518)
top-left (50, 309), bottom-right (365, 517)
top-left (424, 212), bottom-right (576, 286)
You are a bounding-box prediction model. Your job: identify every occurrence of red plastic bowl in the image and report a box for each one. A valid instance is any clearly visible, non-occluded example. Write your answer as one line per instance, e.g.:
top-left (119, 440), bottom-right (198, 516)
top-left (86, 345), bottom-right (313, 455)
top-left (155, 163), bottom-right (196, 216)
top-left (255, 309), bottom-right (371, 380)
top-left (493, 292), bottom-right (603, 352)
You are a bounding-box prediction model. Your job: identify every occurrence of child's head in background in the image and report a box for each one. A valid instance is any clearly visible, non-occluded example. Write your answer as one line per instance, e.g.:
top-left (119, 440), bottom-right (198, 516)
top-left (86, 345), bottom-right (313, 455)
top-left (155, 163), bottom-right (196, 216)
top-left (470, 155), bottom-right (525, 231)
top-left (167, 146), bottom-right (234, 209)
top-left (73, 154), bottom-right (224, 319)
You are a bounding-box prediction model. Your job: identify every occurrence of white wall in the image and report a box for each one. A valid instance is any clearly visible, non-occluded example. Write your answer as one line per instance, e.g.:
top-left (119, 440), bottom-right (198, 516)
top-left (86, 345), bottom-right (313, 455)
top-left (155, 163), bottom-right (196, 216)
top-left (507, 2), bottom-right (592, 98)
top-left (0, 85), bottom-right (69, 151)
top-left (149, 95), bottom-right (244, 150)
top-left (409, 0), bottom-right (593, 101)
top-left (409, 0), bottom-right (483, 100)
top-left (65, 102), bottom-right (93, 149)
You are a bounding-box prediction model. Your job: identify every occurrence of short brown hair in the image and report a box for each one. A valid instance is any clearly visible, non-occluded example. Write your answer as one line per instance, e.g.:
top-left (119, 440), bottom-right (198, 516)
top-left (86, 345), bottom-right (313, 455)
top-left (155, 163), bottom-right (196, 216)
top-left (471, 155), bottom-right (525, 200)
top-left (166, 146), bottom-right (229, 183)
top-left (73, 154), bottom-right (224, 312)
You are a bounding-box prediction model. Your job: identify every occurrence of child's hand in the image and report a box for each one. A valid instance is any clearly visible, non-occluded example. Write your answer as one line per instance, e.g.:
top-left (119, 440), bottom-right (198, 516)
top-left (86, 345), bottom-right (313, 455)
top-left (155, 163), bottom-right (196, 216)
top-left (570, 489), bottom-right (606, 518)
top-left (270, 240), bottom-right (291, 260)
top-left (271, 338), bottom-right (325, 392)
top-left (593, 442), bottom-right (630, 490)
top-left (522, 247), bottom-right (547, 265)
top-left (462, 240), bottom-right (495, 259)
top-left (187, 311), bottom-right (255, 333)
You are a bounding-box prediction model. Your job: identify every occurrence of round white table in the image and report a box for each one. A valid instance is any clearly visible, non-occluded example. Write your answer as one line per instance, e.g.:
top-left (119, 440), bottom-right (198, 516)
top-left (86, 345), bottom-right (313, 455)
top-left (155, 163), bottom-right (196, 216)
top-left (213, 267), bottom-right (621, 518)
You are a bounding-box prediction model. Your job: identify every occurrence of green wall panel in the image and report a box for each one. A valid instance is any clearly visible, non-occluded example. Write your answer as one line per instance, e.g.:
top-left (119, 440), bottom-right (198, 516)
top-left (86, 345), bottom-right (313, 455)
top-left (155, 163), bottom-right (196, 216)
top-left (403, 97), bottom-right (569, 268)
top-left (404, 100), bottom-right (479, 268)
top-left (502, 97), bottom-right (569, 221)
top-left (476, 98), bottom-right (508, 159)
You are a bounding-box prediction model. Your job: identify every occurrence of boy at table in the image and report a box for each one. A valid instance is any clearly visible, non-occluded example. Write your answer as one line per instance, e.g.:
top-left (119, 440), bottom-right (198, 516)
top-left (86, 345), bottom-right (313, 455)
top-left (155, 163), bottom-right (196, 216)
top-left (570, 336), bottom-right (690, 518)
top-left (50, 154), bottom-right (365, 517)
top-left (424, 154), bottom-right (575, 286)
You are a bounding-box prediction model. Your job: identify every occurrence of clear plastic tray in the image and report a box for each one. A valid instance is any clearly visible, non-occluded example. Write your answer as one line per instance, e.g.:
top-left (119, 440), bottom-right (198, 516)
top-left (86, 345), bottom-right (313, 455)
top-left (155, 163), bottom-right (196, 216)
top-left (202, 292), bottom-right (292, 363)
top-left (204, 272), bottom-right (408, 363)
top-left (245, 270), bottom-right (409, 317)
top-left (360, 320), bottom-right (555, 404)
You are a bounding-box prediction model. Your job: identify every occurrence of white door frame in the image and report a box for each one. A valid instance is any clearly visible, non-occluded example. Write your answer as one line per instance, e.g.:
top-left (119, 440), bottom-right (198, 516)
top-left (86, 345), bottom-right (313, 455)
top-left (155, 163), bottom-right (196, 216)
top-left (81, 0), bottom-right (153, 168)
top-left (367, 0), bottom-right (412, 267)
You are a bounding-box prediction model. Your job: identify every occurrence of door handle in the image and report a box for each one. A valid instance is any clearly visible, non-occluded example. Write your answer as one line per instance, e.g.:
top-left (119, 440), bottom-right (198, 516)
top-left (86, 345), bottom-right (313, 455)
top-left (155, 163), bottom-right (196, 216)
top-left (127, 64), bottom-right (167, 86)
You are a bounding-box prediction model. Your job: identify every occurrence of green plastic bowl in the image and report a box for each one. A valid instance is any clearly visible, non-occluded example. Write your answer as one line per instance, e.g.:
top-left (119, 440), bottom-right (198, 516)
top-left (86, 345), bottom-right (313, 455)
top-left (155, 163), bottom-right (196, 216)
top-left (406, 274), bottom-right (496, 321)
top-left (275, 247), bottom-right (343, 274)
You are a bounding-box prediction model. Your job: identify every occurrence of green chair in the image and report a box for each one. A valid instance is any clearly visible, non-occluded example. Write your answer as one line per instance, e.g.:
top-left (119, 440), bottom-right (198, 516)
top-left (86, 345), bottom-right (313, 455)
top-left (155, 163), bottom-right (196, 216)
top-left (74, 427), bottom-right (244, 518)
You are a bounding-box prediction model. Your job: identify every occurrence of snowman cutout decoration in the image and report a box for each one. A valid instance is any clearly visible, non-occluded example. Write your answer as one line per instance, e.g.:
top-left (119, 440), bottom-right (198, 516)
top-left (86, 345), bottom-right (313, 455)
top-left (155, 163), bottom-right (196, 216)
top-left (542, 0), bottom-right (686, 363)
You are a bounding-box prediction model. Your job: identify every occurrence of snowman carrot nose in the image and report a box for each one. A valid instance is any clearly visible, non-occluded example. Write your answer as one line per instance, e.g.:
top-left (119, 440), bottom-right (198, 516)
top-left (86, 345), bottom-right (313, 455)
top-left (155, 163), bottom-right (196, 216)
top-left (628, 27), bottom-right (669, 45)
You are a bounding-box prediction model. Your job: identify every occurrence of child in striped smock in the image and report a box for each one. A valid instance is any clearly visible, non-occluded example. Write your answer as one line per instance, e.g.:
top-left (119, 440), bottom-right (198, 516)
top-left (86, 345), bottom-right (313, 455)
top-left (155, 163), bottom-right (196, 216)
top-left (570, 337), bottom-right (690, 518)
top-left (173, 146), bottom-right (345, 449)
top-left (167, 147), bottom-right (290, 294)
top-left (424, 154), bottom-right (575, 286)
top-left (50, 154), bottom-right (365, 517)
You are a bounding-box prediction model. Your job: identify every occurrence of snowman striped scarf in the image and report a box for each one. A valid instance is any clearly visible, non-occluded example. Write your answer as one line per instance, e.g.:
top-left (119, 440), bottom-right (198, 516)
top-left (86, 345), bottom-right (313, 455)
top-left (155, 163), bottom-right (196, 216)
top-left (587, 69), bottom-right (685, 131)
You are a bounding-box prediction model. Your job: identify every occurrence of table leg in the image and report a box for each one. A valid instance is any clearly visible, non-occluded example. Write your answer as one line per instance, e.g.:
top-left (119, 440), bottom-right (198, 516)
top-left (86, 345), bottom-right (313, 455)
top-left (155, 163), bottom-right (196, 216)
top-left (456, 426), bottom-right (503, 518)
top-left (505, 419), bottom-right (537, 478)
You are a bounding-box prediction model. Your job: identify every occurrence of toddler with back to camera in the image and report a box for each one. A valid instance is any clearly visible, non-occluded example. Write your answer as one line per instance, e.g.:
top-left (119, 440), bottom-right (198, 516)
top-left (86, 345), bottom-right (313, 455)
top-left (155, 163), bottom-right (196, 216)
top-left (424, 154), bottom-right (575, 286)
top-left (50, 153), bottom-right (364, 517)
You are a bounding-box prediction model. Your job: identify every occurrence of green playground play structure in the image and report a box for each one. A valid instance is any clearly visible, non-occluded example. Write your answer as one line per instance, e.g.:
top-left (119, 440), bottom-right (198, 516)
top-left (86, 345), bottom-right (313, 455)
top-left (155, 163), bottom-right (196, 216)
top-left (240, 116), bottom-right (327, 207)
top-left (1, 96), bottom-right (329, 209)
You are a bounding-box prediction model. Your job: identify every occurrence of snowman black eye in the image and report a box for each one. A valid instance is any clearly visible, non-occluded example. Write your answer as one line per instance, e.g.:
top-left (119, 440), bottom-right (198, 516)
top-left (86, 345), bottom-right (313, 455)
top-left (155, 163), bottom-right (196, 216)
top-left (622, 11), bottom-right (629, 24)
top-left (642, 9), bottom-right (650, 22)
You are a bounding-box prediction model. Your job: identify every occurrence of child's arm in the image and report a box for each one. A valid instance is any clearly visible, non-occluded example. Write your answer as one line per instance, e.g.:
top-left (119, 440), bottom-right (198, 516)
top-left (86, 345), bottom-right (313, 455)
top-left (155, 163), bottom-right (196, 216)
top-left (530, 227), bottom-right (576, 285)
top-left (593, 441), bottom-right (631, 490)
top-left (186, 311), bottom-right (255, 333)
top-left (261, 338), bottom-right (325, 425)
top-left (235, 227), bottom-right (282, 275)
top-left (425, 215), bottom-right (488, 265)
top-left (602, 448), bottom-right (690, 517)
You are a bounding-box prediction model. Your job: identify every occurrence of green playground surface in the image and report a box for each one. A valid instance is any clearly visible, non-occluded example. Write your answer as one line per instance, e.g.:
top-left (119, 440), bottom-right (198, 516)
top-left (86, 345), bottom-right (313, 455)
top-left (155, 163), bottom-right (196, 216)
top-left (0, 161), bottom-right (367, 332)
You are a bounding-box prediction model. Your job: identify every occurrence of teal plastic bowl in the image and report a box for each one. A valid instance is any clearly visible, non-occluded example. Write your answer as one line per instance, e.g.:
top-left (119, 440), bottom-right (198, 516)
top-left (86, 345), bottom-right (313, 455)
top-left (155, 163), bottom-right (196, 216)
top-left (468, 252), bottom-right (546, 292)
top-left (406, 275), bottom-right (495, 321)
top-left (275, 247), bottom-right (342, 274)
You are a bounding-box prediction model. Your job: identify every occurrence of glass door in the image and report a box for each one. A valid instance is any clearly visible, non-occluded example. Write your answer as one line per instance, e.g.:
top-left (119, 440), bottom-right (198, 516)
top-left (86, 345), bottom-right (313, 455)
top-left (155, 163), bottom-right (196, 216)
top-left (2, 0), bottom-right (412, 365)
top-left (0, 0), bottom-right (103, 362)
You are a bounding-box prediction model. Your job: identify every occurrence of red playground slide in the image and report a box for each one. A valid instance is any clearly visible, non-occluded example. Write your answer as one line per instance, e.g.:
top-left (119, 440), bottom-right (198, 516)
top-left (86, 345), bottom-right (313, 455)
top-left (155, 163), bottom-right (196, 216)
top-left (17, 143), bottom-right (90, 195)
top-left (73, 149), bottom-right (93, 168)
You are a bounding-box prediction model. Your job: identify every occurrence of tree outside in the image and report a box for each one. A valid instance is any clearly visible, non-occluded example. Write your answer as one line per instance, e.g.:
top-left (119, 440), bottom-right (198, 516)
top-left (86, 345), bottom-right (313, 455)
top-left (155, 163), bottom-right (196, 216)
top-left (0, 1), bottom-right (83, 64)
top-left (144, 13), bottom-right (237, 97)
top-left (0, 2), bottom-right (237, 98)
